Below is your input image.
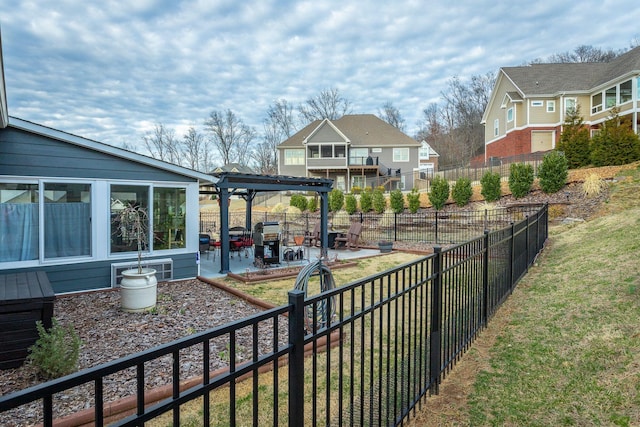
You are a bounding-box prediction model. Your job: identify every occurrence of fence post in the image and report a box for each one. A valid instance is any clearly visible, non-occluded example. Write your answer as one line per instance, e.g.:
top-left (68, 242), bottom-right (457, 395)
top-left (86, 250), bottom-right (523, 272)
top-left (434, 211), bottom-right (438, 245)
top-left (482, 230), bottom-right (490, 327)
top-left (509, 222), bottom-right (515, 292)
top-left (430, 246), bottom-right (442, 395)
top-left (394, 212), bottom-right (398, 242)
top-left (525, 215), bottom-right (530, 272)
top-left (288, 290), bottom-right (305, 427)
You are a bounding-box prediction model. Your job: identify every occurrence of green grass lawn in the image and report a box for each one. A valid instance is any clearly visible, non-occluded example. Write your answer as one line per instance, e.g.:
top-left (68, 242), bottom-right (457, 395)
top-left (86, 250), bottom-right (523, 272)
top-left (410, 164), bottom-right (640, 426)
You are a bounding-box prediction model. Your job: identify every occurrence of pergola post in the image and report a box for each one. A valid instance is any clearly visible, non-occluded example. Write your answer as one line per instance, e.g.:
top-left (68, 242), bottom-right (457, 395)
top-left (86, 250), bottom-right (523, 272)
top-left (320, 191), bottom-right (329, 259)
top-left (219, 188), bottom-right (230, 274)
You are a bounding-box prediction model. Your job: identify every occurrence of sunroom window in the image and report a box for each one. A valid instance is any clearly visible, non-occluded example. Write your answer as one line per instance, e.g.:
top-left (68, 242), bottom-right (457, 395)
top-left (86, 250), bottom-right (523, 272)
top-left (111, 185), bottom-right (149, 254)
top-left (592, 92), bottom-right (603, 114)
top-left (606, 86), bottom-right (616, 108)
top-left (153, 187), bottom-right (186, 250)
top-left (0, 183), bottom-right (39, 262)
top-left (44, 183), bottom-right (91, 258)
top-left (619, 80), bottom-right (632, 104)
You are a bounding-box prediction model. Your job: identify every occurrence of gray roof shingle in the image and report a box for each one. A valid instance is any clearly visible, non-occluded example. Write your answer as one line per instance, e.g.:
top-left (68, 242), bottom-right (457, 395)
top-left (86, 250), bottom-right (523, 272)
top-left (502, 45), bottom-right (640, 96)
top-left (278, 114), bottom-right (419, 148)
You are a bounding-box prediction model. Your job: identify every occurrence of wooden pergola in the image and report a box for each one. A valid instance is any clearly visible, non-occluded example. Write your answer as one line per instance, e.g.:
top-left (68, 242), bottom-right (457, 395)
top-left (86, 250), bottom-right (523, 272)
top-left (201, 172), bottom-right (334, 273)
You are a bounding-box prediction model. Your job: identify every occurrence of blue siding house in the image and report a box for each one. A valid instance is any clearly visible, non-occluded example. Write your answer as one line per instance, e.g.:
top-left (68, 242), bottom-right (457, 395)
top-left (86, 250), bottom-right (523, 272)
top-left (0, 38), bottom-right (214, 294)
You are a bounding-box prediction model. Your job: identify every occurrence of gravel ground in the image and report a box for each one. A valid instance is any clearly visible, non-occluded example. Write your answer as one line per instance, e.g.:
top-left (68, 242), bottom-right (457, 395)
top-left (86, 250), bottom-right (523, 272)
top-left (0, 280), bottom-right (288, 427)
top-left (0, 179), bottom-right (611, 426)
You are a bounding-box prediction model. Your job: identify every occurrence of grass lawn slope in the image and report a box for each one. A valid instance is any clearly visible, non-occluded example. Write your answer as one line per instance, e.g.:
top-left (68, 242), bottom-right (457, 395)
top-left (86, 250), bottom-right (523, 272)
top-left (410, 164), bottom-right (640, 426)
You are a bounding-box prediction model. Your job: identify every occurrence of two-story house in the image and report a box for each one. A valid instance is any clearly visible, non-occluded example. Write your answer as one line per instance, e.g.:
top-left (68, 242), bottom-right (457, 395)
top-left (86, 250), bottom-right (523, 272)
top-left (278, 114), bottom-right (420, 192)
top-left (481, 45), bottom-right (640, 163)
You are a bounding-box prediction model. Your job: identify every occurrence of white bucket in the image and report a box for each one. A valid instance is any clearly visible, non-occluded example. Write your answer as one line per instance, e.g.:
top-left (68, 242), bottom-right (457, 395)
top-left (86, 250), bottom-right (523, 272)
top-left (120, 268), bottom-right (158, 312)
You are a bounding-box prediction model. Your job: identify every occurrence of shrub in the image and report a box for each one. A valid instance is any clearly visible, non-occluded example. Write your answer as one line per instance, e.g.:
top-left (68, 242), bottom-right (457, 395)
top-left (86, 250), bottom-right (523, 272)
top-left (428, 176), bottom-right (449, 210)
top-left (557, 105), bottom-right (592, 168)
top-left (406, 188), bottom-right (421, 213)
top-left (289, 194), bottom-right (308, 211)
top-left (307, 197), bottom-right (318, 212)
top-left (480, 171), bottom-right (501, 202)
top-left (344, 193), bottom-right (358, 214)
top-left (372, 187), bottom-right (387, 214)
top-left (28, 318), bottom-right (81, 380)
top-left (508, 163), bottom-right (534, 199)
top-left (389, 189), bottom-right (405, 214)
top-left (451, 177), bottom-right (473, 207)
top-left (538, 151), bottom-right (568, 194)
top-left (351, 186), bottom-right (362, 195)
top-left (359, 187), bottom-right (373, 212)
top-left (329, 188), bottom-right (344, 212)
top-left (582, 173), bottom-right (606, 198)
top-left (590, 108), bottom-right (640, 166)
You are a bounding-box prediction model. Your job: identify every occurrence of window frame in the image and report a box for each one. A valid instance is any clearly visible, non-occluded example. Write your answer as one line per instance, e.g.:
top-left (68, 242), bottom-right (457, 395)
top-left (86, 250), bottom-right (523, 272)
top-left (531, 100), bottom-right (543, 107)
top-left (546, 100), bottom-right (555, 113)
top-left (493, 118), bottom-right (499, 136)
top-left (284, 148), bottom-right (305, 165)
top-left (564, 97), bottom-right (577, 114)
top-left (591, 92), bottom-right (603, 114)
top-left (619, 79), bottom-right (632, 104)
top-left (507, 107), bottom-right (514, 122)
top-left (392, 147), bottom-right (409, 162)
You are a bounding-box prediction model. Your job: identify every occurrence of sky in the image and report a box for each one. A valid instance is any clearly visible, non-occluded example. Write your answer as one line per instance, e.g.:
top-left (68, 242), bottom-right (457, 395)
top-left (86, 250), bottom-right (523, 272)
top-left (1, 0), bottom-right (638, 153)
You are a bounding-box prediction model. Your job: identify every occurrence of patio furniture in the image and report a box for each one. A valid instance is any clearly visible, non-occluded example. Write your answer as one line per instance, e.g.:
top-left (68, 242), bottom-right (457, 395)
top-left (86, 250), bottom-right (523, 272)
top-left (303, 222), bottom-right (321, 247)
top-left (199, 234), bottom-right (210, 254)
top-left (209, 238), bottom-right (221, 260)
top-left (334, 222), bottom-right (362, 250)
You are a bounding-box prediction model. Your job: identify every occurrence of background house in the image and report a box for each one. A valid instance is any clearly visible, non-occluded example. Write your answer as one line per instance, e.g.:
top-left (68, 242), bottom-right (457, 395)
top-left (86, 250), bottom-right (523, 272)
top-left (278, 114), bottom-right (420, 192)
top-left (0, 34), bottom-right (214, 293)
top-left (482, 46), bottom-right (640, 163)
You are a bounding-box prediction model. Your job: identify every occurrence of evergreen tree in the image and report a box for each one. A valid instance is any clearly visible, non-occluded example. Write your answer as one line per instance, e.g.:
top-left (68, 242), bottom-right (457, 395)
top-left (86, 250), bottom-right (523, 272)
top-left (557, 105), bottom-right (591, 168)
top-left (591, 108), bottom-right (640, 166)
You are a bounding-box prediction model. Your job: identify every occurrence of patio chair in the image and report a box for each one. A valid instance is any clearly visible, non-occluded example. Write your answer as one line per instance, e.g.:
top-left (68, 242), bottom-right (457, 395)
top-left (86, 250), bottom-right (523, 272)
top-left (199, 233), bottom-right (211, 254)
top-left (240, 233), bottom-right (254, 258)
top-left (304, 222), bottom-right (321, 247)
top-left (209, 238), bottom-right (221, 260)
top-left (334, 222), bottom-right (362, 250)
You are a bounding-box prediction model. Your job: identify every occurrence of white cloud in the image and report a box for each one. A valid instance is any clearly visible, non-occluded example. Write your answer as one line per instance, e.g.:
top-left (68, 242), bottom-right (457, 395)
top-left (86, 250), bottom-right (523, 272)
top-left (1, 0), bottom-right (637, 151)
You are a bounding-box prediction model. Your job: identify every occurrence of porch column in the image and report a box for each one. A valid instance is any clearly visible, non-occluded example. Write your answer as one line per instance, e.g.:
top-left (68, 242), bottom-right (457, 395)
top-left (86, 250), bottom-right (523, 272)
top-left (219, 188), bottom-right (230, 274)
top-left (320, 191), bottom-right (329, 259)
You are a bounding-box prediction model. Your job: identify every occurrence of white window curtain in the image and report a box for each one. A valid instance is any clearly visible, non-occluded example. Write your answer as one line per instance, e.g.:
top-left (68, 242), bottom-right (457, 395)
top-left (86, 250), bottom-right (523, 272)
top-left (0, 203), bottom-right (39, 262)
top-left (44, 203), bottom-right (91, 258)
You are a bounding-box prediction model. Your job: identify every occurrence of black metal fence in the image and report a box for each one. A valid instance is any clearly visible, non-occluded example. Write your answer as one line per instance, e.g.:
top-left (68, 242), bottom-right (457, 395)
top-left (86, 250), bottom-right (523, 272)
top-left (201, 205), bottom-right (542, 246)
top-left (1, 205), bottom-right (548, 426)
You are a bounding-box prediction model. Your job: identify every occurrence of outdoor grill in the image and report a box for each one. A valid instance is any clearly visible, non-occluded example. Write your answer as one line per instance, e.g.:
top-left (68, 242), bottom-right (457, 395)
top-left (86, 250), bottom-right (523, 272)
top-left (253, 221), bottom-right (280, 265)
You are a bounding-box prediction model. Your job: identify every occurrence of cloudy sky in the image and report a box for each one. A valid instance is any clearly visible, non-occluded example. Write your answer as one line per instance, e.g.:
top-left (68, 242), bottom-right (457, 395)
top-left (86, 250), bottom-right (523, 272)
top-left (1, 0), bottom-right (638, 152)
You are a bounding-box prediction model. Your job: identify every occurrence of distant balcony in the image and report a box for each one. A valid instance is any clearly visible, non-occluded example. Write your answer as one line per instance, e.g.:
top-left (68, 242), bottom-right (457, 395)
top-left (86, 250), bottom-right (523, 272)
top-left (306, 156), bottom-right (349, 169)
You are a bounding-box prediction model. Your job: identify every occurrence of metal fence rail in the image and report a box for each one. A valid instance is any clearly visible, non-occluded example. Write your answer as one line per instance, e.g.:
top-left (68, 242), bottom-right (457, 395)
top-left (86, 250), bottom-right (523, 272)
top-left (201, 205), bottom-right (542, 246)
top-left (1, 205), bottom-right (548, 426)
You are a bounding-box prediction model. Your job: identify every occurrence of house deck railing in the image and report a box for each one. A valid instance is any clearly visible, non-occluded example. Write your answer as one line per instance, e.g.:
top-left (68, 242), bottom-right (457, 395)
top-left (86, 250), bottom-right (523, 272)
top-left (0, 205), bottom-right (548, 426)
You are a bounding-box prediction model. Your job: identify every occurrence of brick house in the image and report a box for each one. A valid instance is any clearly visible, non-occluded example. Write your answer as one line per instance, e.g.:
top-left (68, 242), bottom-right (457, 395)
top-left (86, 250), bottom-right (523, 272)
top-left (481, 46), bottom-right (640, 163)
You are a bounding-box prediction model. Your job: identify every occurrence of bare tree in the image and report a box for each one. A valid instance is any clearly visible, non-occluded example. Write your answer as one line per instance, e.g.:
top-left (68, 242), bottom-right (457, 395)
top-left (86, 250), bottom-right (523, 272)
top-left (298, 88), bottom-right (353, 124)
top-left (204, 109), bottom-right (256, 166)
top-left (142, 123), bottom-right (181, 165)
top-left (533, 45), bottom-right (624, 64)
top-left (182, 126), bottom-right (210, 172)
top-left (415, 72), bottom-right (495, 168)
top-left (377, 101), bottom-right (406, 131)
top-left (266, 99), bottom-right (297, 139)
